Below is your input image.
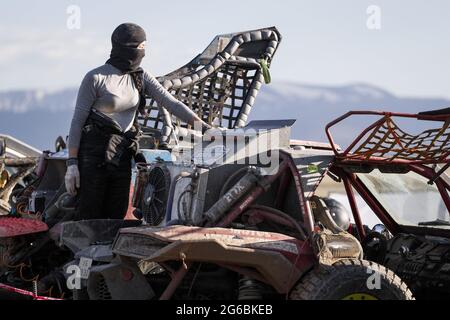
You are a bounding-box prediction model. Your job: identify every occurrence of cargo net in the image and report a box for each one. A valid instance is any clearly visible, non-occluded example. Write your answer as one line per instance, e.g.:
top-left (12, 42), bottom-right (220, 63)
top-left (344, 116), bottom-right (450, 164)
top-left (137, 27), bottom-right (282, 143)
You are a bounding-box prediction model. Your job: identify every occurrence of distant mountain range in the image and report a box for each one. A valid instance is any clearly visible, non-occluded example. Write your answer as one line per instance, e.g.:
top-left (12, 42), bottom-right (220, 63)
top-left (0, 82), bottom-right (449, 151)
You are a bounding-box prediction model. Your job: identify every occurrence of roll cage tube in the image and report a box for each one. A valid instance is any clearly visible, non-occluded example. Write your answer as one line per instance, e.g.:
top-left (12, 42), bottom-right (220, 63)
top-left (326, 110), bottom-right (450, 238)
top-left (215, 150), bottom-right (315, 239)
top-left (330, 163), bottom-right (450, 238)
top-left (325, 110), bottom-right (450, 165)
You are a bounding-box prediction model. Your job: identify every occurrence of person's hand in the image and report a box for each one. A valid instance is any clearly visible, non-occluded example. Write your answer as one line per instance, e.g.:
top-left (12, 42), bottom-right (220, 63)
top-left (65, 165), bottom-right (80, 195)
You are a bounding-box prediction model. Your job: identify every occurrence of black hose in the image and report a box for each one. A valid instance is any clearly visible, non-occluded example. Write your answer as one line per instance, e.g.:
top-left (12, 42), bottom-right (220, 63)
top-left (177, 189), bottom-right (193, 222)
top-left (248, 205), bottom-right (308, 240)
top-left (166, 172), bottom-right (192, 223)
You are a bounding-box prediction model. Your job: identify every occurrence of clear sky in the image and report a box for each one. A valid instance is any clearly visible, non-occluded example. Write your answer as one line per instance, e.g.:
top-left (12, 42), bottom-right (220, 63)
top-left (0, 0), bottom-right (449, 98)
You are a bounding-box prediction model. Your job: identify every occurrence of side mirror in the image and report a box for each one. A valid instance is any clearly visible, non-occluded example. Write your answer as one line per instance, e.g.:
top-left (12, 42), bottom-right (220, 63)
top-left (372, 224), bottom-right (386, 233)
top-left (372, 224), bottom-right (391, 239)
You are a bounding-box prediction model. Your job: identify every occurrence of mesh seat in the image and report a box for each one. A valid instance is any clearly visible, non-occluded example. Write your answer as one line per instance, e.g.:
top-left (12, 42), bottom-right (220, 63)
top-left (137, 27), bottom-right (282, 145)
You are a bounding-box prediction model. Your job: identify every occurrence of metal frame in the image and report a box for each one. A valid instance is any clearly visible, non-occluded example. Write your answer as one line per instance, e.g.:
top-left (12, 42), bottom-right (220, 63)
top-left (326, 111), bottom-right (450, 165)
top-left (327, 110), bottom-right (450, 238)
top-left (335, 163), bottom-right (450, 238)
top-left (215, 151), bottom-right (315, 237)
top-left (0, 283), bottom-right (60, 300)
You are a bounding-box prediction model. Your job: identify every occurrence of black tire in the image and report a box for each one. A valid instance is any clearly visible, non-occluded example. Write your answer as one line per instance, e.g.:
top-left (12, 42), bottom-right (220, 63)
top-left (290, 259), bottom-right (414, 300)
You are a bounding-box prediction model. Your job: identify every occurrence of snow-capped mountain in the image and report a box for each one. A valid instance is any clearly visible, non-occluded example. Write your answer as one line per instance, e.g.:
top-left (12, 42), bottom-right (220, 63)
top-left (252, 82), bottom-right (450, 144)
top-left (0, 82), bottom-right (449, 150)
top-left (0, 88), bottom-right (77, 113)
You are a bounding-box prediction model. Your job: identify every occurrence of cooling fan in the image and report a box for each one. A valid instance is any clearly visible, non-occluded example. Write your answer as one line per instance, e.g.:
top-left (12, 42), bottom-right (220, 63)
top-left (138, 165), bottom-right (171, 225)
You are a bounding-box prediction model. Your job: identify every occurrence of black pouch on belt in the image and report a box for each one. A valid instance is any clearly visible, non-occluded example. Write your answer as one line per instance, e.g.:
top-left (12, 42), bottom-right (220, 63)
top-left (104, 127), bottom-right (141, 167)
top-left (105, 134), bottom-right (130, 167)
top-left (85, 109), bottom-right (141, 167)
top-left (86, 109), bottom-right (123, 134)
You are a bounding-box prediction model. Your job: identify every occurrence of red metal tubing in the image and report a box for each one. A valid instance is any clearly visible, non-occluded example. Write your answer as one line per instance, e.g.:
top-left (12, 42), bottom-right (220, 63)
top-left (346, 171), bottom-right (399, 235)
top-left (216, 160), bottom-right (289, 228)
top-left (159, 263), bottom-right (191, 300)
top-left (332, 162), bottom-right (450, 235)
top-left (338, 156), bottom-right (450, 166)
top-left (341, 173), bottom-right (366, 241)
top-left (341, 117), bottom-right (386, 156)
top-left (430, 165), bottom-right (450, 191)
top-left (435, 179), bottom-right (450, 216)
top-left (325, 110), bottom-right (449, 158)
top-left (410, 163), bottom-right (447, 181)
top-left (281, 152), bottom-right (315, 235)
top-left (217, 151), bottom-right (315, 237)
top-left (291, 168), bottom-right (314, 234)
top-left (0, 283), bottom-right (61, 300)
top-left (275, 170), bottom-right (291, 209)
top-left (408, 164), bottom-right (450, 216)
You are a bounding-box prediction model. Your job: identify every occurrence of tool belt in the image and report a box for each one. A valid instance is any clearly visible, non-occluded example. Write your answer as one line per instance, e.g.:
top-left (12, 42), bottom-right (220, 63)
top-left (82, 109), bottom-right (142, 167)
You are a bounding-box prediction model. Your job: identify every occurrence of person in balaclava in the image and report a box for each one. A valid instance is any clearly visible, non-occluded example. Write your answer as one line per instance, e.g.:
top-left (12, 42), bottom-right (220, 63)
top-left (65, 23), bottom-right (210, 220)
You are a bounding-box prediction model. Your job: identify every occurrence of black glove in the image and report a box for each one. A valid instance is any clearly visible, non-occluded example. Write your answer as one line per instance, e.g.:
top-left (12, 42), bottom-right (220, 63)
top-left (133, 151), bottom-right (147, 164)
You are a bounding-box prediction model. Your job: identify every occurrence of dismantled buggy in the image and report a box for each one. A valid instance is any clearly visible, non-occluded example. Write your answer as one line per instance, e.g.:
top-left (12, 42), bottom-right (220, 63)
top-left (1, 27), bottom-right (440, 300)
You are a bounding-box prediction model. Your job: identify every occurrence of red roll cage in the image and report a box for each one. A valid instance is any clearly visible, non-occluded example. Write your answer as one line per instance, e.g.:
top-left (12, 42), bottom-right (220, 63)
top-left (325, 110), bottom-right (450, 240)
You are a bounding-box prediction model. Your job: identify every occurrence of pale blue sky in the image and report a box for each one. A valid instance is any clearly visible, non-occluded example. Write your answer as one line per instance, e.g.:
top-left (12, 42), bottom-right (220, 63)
top-left (0, 0), bottom-right (449, 98)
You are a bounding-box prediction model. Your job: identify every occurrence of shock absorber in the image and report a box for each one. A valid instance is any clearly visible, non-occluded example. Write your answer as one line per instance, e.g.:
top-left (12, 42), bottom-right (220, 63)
top-left (203, 167), bottom-right (261, 225)
top-left (238, 276), bottom-right (263, 300)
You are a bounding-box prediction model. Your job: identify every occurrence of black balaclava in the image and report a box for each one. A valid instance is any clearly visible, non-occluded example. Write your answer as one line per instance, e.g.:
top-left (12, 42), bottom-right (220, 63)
top-left (106, 23), bottom-right (146, 73)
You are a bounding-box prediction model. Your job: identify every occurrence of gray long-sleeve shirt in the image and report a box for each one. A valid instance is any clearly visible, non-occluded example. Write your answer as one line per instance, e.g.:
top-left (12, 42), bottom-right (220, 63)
top-left (68, 63), bottom-right (197, 150)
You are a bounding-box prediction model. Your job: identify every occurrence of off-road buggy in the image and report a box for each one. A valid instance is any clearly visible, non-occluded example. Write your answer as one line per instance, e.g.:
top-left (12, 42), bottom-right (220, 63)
top-left (0, 26), bottom-right (430, 300)
top-left (319, 109), bottom-right (450, 300)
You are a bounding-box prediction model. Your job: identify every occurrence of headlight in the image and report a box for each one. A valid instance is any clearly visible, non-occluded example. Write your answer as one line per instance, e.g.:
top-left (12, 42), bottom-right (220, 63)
top-left (113, 233), bottom-right (168, 259)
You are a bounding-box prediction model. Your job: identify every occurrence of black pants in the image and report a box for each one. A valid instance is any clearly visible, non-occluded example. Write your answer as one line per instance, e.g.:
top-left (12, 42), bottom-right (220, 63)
top-left (75, 128), bottom-right (132, 220)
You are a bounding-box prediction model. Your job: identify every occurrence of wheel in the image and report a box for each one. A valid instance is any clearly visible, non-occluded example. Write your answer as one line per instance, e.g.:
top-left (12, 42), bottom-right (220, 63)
top-left (290, 259), bottom-right (414, 300)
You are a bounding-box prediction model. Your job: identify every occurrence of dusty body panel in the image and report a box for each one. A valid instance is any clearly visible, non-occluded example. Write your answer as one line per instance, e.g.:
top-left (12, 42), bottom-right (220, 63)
top-left (114, 225), bottom-right (315, 293)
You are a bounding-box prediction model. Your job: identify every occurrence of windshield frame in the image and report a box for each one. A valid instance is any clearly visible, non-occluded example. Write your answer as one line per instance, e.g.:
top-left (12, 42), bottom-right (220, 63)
top-left (355, 165), bottom-right (450, 230)
top-left (330, 163), bottom-right (450, 238)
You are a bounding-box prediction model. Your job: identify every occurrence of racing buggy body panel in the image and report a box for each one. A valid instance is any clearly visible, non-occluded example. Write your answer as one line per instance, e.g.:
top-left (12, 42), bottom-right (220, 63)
top-left (0, 217), bottom-right (48, 238)
top-left (113, 225), bottom-right (315, 294)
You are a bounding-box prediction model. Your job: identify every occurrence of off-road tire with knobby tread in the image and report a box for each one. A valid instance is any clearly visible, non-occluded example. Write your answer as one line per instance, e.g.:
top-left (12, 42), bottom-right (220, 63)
top-left (290, 259), bottom-right (414, 300)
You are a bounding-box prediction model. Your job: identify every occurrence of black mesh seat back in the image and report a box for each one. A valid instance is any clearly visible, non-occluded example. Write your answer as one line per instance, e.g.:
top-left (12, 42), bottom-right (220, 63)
top-left (138, 27), bottom-right (282, 143)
